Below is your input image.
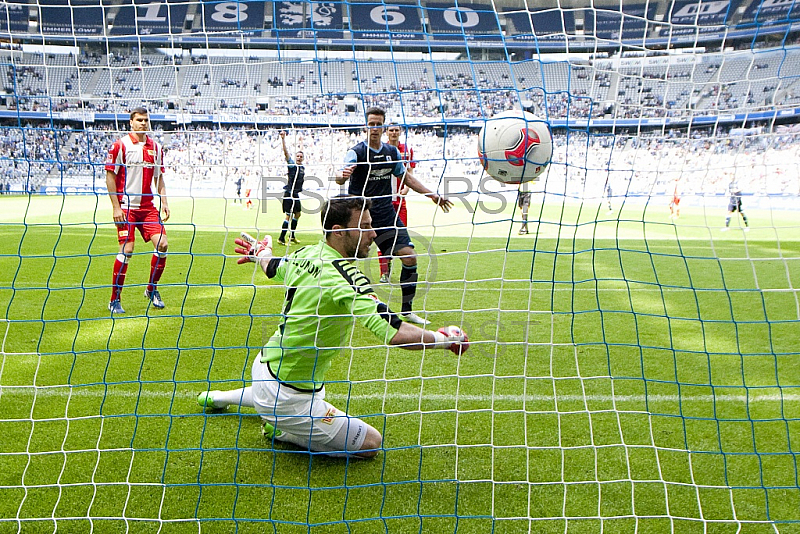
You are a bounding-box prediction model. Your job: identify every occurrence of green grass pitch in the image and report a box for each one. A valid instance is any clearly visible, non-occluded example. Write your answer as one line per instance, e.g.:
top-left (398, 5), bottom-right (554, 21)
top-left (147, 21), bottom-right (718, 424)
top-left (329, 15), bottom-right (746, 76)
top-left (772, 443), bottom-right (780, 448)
top-left (1, 194), bottom-right (799, 533)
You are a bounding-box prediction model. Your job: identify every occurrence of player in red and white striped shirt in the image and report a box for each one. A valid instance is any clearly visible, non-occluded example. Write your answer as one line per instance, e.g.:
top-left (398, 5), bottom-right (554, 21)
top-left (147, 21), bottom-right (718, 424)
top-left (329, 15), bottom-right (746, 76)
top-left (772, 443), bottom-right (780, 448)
top-left (105, 107), bottom-right (170, 314)
top-left (379, 123), bottom-right (415, 284)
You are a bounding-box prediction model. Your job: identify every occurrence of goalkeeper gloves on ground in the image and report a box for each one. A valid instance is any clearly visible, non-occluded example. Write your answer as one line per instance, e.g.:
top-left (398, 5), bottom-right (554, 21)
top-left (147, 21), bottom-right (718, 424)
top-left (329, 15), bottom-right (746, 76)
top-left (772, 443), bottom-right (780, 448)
top-left (234, 232), bottom-right (273, 264)
top-left (437, 326), bottom-right (469, 355)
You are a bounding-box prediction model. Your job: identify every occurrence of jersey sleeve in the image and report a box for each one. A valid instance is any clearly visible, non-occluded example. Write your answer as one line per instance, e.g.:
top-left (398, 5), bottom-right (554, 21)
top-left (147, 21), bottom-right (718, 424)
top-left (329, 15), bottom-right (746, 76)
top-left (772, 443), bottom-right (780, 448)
top-left (105, 139), bottom-right (124, 175)
top-left (330, 259), bottom-right (401, 342)
top-left (390, 147), bottom-right (405, 177)
top-left (266, 257), bottom-right (286, 283)
top-left (342, 149), bottom-right (358, 167)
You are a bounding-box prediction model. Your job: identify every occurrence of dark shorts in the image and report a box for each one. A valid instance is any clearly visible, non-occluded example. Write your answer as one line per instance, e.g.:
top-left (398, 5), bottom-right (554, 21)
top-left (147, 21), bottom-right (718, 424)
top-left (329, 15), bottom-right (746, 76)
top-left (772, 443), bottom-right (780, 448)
top-left (728, 198), bottom-right (742, 212)
top-left (373, 224), bottom-right (414, 256)
top-left (517, 193), bottom-right (531, 209)
top-left (282, 195), bottom-right (302, 215)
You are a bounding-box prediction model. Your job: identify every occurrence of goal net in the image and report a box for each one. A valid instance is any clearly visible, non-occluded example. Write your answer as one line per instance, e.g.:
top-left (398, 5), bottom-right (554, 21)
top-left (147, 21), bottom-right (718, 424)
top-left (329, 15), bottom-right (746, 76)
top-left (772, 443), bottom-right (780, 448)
top-left (1, 1), bottom-right (799, 532)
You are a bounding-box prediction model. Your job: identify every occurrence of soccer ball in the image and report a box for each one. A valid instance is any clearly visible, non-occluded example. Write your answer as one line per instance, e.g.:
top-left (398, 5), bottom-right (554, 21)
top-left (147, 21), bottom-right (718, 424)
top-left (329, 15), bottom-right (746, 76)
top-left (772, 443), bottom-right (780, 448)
top-left (477, 111), bottom-right (553, 184)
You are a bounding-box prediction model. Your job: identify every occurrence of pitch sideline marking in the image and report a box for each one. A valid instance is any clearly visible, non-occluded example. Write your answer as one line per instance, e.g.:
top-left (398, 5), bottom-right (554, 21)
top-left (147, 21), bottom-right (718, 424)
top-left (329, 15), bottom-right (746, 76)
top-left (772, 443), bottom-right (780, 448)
top-left (1, 386), bottom-right (798, 405)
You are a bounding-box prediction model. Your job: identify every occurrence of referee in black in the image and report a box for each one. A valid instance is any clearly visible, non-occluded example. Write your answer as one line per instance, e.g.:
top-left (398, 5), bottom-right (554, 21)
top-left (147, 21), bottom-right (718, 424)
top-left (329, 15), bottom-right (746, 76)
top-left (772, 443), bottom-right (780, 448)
top-left (278, 130), bottom-right (305, 245)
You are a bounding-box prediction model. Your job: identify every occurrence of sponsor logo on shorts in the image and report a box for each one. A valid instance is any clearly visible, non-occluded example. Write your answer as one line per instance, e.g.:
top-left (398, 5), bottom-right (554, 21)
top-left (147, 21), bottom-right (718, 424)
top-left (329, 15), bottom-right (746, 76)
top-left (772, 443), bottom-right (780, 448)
top-left (350, 425), bottom-right (363, 446)
top-left (321, 407), bottom-right (337, 425)
top-left (118, 229), bottom-right (129, 237)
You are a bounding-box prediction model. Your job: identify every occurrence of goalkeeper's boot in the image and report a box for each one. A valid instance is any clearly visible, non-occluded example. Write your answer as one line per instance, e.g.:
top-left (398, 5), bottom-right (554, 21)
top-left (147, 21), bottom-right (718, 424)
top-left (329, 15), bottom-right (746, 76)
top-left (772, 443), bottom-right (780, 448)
top-left (197, 391), bottom-right (225, 411)
top-left (290, 237), bottom-right (300, 245)
top-left (108, 299), bottom-right (125, 315)
top-left (145, 289), bottom-right (165, 309)
top-left (277, 238), bottom-right (286, 246)
top-left (197, 391), bottom-right (218, 410)
top-left (401, 311), bottom-right (430, 326)
top-left (261, 421), bottom-right (284, 441)
top-left (197, 391), bottom-right (233, 412)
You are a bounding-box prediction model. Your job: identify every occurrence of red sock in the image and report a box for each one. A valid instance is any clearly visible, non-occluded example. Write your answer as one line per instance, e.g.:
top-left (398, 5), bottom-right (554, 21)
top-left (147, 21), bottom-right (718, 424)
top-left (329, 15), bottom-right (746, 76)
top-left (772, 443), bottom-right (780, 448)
top-left (111, 256), bottom-right (129, 301)
top-left (148, 253), bottom-right (167, 292)
top-left (378, 253), bottom-right (390, 276)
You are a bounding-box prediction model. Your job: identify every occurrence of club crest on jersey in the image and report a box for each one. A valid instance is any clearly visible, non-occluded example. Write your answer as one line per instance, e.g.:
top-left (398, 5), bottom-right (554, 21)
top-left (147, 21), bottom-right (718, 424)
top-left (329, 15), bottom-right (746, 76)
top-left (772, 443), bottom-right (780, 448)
top-left (147, 149), bottom-right (155, 157)
top-left (505, 128), bottom-right (540, 167)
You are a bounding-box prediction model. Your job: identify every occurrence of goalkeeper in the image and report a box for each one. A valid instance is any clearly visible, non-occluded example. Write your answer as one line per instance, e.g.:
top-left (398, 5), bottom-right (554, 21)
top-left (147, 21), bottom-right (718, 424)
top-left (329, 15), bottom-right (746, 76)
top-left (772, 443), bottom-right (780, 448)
top-left (198, 195), bottom-right (468, 458)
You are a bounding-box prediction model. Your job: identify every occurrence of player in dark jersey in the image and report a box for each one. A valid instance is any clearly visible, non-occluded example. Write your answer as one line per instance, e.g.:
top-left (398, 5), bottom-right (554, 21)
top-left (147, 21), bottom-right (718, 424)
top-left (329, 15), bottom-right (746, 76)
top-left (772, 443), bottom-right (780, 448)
top-left (278, 130), bottom-right (305, 245)
top-left (517, 190), bottom-right (531, 235)
top-left (335, 107), bottom-right (453, 325)
top-left (234, 176), bottom-right (243, 204)
top-left (380, 123), bottom-right (413, 283)
top-left (722, 179), bottom-right (749, 231)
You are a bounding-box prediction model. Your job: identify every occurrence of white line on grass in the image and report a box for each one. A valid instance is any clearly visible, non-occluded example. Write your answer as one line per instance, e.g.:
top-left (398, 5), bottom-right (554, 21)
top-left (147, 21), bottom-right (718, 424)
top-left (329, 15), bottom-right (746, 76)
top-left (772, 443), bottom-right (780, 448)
top-left (5, 284), bottom-right (800, 293)
top-left (1, 386), bottom-right (798, 405)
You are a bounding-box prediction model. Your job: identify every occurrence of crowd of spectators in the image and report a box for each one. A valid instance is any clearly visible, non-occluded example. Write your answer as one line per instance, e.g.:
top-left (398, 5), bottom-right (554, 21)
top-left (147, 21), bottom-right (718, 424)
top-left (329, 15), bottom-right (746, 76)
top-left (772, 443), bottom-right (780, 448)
top-left (2, 120), bottom-right (798, 201)
top-left (5, 45), bottom-right (800, 122)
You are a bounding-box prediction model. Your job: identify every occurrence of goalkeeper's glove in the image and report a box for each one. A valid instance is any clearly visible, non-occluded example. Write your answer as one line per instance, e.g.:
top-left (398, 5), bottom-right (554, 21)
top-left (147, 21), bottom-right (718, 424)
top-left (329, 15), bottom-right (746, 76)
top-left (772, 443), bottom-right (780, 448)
top-left (234, 232), bottom-right (273, 264)
top-left (437, 325), bottom-right (469, 355)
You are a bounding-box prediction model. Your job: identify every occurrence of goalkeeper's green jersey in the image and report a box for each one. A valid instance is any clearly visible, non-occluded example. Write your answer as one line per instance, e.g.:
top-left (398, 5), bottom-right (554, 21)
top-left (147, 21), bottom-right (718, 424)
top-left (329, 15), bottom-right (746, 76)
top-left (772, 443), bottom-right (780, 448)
top-left (261, 239), bottom-right (402, 391)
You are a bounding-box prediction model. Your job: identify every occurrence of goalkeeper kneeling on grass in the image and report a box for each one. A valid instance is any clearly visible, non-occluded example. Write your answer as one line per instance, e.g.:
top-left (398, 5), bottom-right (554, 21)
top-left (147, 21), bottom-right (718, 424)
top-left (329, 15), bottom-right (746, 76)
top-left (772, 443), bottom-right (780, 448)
top-left (198, 195), bottom-right (468, 459)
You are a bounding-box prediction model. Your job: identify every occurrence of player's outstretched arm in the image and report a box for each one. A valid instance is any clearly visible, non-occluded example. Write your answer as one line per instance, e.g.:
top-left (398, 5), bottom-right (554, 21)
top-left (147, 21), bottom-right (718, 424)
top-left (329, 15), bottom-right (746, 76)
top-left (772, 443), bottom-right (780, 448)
top-left (389, 322), bottom-right (469, 355)
top-left (279, 130), bottom-right (291, 163)
top-left (401, 171), bottom-right (453, 213)
top-left (234, 232), bottom-right (274, 274)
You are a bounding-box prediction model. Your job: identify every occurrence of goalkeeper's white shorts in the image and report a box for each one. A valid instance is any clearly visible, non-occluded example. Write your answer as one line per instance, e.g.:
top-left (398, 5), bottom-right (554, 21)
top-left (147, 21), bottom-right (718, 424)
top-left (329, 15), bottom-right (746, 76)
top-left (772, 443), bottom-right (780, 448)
top-left (250, 356), bottom-right (371, 454)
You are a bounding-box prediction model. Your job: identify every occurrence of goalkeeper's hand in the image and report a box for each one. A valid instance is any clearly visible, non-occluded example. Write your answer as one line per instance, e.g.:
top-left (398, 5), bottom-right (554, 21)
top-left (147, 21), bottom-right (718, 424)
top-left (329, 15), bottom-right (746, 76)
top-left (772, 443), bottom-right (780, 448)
top-left (234, 232), bottom-right (273, 264)
top-left (438, 326), bottom-right (469, 355)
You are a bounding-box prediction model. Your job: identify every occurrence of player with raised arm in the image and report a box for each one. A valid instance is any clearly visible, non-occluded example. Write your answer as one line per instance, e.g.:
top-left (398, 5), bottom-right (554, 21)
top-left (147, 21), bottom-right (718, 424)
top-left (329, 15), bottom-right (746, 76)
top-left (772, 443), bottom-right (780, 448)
top-left (722, 178), bottom-right (749, 231)
top-left (379, 122), bottom-right (413, 283)
top-left (105, 107), bottom-right (170, 314)
top-left (335, 107), bottom-right (453, 325)
top-left (277, 130), bottom-right (305, 245)
top-left (197, 195), bottom-right (468, 458)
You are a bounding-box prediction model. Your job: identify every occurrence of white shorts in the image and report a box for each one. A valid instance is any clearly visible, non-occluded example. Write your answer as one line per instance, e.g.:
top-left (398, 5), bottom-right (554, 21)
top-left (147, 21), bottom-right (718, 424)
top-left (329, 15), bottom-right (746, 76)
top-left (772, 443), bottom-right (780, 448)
top-left (250, 356), bottom-right (370, 453)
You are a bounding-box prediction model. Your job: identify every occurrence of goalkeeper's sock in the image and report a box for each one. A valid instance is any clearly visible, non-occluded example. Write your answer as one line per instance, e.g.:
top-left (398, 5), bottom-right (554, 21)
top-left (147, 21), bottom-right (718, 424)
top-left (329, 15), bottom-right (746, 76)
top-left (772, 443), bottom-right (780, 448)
top-left (111, 253), bottom-right (130, 302)
top-left (399, 264), bottom-right (418, 313)
top-left (742, 214), bottom-right (749, 227)
top-left (147, 251), bottom-right (167, 293)
top-left (279, 220), bottom-right (289, 242)
top-left (725, 216), bottom-right (731, 227)
top-left (207, 387), bottom-right (255, 409)
top-left (290, 217), bottom-right (298, 238)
